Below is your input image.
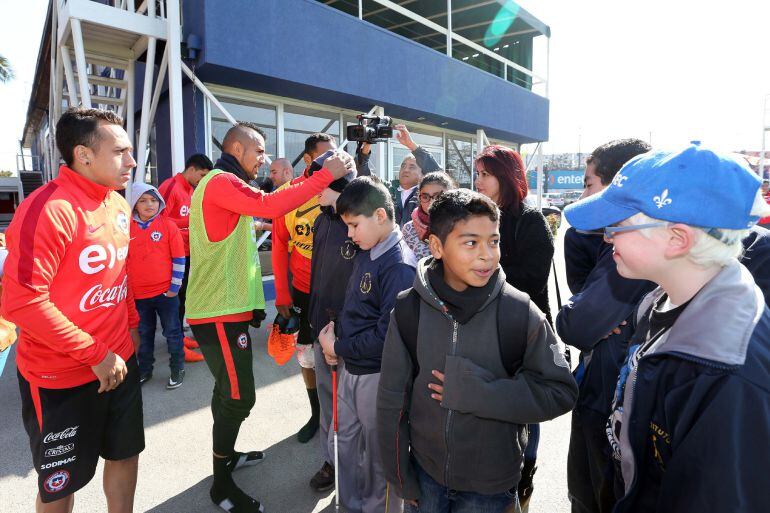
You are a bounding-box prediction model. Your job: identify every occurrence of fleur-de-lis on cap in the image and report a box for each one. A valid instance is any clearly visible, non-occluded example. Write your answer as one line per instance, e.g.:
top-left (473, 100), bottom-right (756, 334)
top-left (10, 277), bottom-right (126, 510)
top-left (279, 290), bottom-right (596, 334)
top-left (653, 189), bottom-right (672, 209)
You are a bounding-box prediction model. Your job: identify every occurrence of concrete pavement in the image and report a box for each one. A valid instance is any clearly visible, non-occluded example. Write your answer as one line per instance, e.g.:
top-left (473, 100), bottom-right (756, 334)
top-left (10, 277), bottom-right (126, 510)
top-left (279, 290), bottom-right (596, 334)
top-left (0, 223), bottom-right (577, 512)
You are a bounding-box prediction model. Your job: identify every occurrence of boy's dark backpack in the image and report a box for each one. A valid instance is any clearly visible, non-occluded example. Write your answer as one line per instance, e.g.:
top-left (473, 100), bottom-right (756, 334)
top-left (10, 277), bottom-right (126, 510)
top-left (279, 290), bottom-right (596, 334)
top-left (394, 284), bottom-right (531, 377)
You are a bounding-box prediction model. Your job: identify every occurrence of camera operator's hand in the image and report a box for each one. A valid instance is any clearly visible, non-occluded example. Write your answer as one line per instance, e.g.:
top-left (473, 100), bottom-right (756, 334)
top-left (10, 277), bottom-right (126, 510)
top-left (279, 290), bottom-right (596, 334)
top-left (394, 124), bottom-right (418, 151)
top-left (359, 142), bottom-right (372, 156)
top-left (324, 152), bottom-right (355, 180)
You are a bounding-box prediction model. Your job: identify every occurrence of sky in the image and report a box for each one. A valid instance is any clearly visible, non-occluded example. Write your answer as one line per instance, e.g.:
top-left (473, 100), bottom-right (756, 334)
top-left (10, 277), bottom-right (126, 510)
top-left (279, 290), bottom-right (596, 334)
top-left (0, 0), bottom-right (768, 172)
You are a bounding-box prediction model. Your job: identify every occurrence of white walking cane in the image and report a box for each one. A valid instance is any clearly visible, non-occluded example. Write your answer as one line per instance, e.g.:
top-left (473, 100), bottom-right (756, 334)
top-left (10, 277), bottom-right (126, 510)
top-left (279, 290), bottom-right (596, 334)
top-left (332, 363), bottom-right (340, 512)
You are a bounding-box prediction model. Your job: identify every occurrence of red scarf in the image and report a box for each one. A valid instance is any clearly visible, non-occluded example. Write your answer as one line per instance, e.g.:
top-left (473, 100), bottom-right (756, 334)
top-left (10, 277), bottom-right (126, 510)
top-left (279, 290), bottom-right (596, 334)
top-left (411, 206), bottom-right (430, 240)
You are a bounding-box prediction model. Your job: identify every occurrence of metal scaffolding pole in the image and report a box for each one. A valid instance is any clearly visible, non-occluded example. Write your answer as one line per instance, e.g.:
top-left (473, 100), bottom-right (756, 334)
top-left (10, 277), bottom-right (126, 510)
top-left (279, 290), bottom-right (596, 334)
top-left (166, 0), bottom-right (185, 175)
top-left (70, 19), bottom-right (92, 108)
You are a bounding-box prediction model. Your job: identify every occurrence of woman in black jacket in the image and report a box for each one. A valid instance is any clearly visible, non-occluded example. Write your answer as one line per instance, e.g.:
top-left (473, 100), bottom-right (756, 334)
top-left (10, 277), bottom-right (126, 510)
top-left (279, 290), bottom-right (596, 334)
top-left (474, 144), bottom-right (555, 511)
top-left (474, 145), bottom-right (554, 323)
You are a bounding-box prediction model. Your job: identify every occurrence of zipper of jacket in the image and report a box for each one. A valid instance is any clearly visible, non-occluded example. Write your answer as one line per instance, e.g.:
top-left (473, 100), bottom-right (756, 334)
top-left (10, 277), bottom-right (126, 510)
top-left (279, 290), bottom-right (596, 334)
top-left (443, 319), bottom-right (459, 487)
top-left (620, 347), bottom-right (735, 507)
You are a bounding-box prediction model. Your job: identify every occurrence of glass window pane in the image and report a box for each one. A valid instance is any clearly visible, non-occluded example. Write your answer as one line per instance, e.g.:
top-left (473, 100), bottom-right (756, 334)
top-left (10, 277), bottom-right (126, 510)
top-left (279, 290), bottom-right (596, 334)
top-left (284, 105), bottom-right (340, 176)
top-left (445, 136), bottom-right (473, 189)
top-left (210, 99), bottom-right (277, 182)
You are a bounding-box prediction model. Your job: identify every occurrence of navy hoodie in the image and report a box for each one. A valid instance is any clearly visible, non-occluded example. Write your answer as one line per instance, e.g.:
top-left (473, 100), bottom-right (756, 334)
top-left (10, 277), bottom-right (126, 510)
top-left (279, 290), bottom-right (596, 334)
top-left (308, 206), bottom-right (359, 339)
top-left (563, 227), bottom-right (605, 295)
top-left (557, 243), bottom-right (655, 416)
top-left (334, 227), bottom-right (415, 374)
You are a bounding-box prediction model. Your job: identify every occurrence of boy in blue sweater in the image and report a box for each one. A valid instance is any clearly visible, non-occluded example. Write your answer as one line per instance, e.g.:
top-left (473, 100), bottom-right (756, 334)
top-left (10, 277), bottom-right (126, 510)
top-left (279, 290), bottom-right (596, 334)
top-left (319, 176), bottom-right (415, 513)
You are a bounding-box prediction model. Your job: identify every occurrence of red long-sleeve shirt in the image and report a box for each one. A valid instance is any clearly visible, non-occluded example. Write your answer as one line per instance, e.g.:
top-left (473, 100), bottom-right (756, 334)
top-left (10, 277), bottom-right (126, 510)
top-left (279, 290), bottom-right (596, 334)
top-left (158, 173), bottom-right (193, 255)
top-left (188, 167), bottom-right (333, 325)
top-left (128, 216), bottom-right (185, 299)
top-left (272, 174), bottom-right (317, 305)
top-left (1, 166), bottom-right (139, 389)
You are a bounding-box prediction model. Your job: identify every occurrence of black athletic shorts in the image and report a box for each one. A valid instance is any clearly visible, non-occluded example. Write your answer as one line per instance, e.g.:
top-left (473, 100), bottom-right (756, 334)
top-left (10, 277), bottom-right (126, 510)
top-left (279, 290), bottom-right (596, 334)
top-left (292, 288), bottom-right (313, 345)
top-left (18, 356), bottom-right (145, 503)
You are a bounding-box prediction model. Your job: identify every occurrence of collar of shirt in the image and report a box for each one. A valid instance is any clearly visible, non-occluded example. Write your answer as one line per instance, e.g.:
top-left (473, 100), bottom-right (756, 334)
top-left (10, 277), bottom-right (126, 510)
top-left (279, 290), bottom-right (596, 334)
top-left (399, 185), bottom-right (417, 206)
top-left (175, 172), bottom-right (193, 193)
top-left (58, 165), bottom-right (112, 202)
top-left (370, 226), bottom-right (403, 261)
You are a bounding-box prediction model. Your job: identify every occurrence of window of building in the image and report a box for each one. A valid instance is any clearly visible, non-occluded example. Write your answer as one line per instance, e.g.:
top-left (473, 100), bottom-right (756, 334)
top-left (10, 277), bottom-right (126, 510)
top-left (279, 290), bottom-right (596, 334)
top-left (210, 99), bottom-right (277, 181)
top-left (284, 105), bottom-right (340, 175)
top-left (445, 135), bottom-right (473, 189)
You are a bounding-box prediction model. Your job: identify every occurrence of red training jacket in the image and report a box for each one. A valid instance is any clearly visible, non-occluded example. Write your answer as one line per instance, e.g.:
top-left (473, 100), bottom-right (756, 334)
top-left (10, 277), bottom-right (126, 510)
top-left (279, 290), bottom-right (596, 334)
top-left (2, 166), bottom-right (139, 389)
top-left (188, 168), bottom-right (333, 325)
top-left (127, 215), bottom-right (185, 299)
top-left (158, 173), bottom-right (193, 255)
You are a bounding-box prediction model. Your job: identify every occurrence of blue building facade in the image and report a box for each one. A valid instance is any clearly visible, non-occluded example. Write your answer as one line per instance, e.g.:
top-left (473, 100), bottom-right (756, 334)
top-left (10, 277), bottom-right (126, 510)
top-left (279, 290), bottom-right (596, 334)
top-left (23, 0), bottom-right (550, 190)
top-left (147, 0), bottom-right (549, 187)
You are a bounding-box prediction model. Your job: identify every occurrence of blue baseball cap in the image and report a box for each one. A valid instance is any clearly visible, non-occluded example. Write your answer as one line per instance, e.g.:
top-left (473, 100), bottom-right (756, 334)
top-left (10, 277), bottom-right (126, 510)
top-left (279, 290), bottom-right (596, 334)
top-left (564, 142), bottom-right (762, 231)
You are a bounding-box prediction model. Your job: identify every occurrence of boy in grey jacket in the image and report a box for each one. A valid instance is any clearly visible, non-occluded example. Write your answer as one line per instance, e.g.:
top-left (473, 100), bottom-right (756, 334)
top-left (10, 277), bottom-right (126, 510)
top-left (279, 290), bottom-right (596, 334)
top-left (377, 190), bottom-right (578, 513)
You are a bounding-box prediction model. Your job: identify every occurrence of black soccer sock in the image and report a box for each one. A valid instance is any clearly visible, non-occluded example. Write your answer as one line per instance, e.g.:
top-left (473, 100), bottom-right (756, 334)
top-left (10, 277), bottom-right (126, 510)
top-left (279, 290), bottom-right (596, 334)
top-left (213, 411), bottom-right (242, 457)
top-left (297, 388), bottom-right (320, 443)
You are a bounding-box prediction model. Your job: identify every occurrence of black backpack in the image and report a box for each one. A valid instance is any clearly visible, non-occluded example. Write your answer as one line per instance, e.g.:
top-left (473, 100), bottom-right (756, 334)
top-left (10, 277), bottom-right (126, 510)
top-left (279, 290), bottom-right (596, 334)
top-left (394, 284), bottom-right (531, 378)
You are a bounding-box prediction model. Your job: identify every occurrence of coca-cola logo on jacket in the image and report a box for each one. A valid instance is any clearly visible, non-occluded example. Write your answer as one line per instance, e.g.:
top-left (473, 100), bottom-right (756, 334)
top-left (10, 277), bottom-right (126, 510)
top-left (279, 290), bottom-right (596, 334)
top-left (43, 426), bottom-right (78, 444)
top-left (79, 276), bottom-right (128, 313)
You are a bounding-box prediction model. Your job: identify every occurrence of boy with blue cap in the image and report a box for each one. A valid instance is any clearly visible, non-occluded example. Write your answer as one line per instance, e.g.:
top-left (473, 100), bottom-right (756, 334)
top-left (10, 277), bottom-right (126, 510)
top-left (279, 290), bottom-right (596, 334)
top-left (564, 142), bottom-right (770, 512)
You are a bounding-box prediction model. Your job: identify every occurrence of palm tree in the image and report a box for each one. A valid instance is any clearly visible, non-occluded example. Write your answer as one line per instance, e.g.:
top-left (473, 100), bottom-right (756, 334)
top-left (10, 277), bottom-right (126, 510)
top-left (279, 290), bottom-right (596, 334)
top-left (0, 54), bottom-right (14, 83)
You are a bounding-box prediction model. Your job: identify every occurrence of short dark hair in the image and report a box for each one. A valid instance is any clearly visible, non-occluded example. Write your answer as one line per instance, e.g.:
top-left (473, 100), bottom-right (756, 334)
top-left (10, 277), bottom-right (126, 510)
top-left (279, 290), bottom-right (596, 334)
top-left (229, 121), bottom-right (267, 140)
top-left (419, 171), bottom-right (456, 191)
top-left (586, 139), bottom-right (651, 185)
top-left (56, 107), bottom-right (125, 166)
top-left (304, 133), bottom-right (335, 156)
top-left (429, 189), bottom-right (500, 243)
top-left (336, 176), bottom-right (395, 220)
top-left (185, 153), bottom-right (213, 170)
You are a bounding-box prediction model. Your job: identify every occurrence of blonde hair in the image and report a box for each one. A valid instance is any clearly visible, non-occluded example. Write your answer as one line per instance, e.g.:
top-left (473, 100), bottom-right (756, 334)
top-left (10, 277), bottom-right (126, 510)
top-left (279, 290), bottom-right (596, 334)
top-left (627, 189), bottom-right (770, 268)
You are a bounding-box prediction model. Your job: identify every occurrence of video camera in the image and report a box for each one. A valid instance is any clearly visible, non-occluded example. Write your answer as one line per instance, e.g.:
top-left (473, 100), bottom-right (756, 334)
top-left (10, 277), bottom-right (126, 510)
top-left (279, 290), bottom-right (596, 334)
top-left (346, 114), bottom-right (394, 144)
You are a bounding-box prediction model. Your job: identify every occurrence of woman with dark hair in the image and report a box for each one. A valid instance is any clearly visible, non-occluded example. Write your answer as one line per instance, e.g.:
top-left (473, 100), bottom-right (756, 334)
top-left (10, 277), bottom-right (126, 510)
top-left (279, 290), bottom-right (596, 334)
top-left (402, 171), bottom-right (457, 260)
top-left (475, 144), bottom-right (555, 511)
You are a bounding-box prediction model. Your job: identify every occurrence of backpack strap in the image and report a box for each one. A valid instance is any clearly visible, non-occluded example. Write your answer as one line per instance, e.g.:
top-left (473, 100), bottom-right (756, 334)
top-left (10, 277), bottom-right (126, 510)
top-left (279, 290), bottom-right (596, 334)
top-left (497, 284), bottom-right (531, 376)
top-left (394, 287), bottom-right (421, 377)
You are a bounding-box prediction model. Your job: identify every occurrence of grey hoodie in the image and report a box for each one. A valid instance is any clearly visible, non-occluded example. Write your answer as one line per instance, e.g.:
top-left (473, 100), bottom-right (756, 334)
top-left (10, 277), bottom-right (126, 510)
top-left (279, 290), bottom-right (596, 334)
top-left (377, 258), bottom-right (578, 499)
top-left (130, 182), bottom-right (166, 223)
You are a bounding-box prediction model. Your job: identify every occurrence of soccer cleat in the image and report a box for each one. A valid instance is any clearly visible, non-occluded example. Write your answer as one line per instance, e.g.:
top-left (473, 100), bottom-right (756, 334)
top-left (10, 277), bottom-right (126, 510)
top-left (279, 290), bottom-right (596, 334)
top-left (166, 369), bottom-right (185, 390)
top-left (228, 451), bottom-right (265, 472)
top-left (184, 346), bottom-right (204, 362)
top-left (184, 336), bottom-right (199, 349)
top-left (210, 484), bottom-right (265, 513)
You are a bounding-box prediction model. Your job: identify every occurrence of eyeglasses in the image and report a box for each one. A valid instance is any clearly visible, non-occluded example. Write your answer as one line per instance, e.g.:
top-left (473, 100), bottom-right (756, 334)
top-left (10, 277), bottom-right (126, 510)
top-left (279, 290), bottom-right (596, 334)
top-left (419, 192), bottom-right (443, 203)
top-left (602, 222), bottom-right (669, 240)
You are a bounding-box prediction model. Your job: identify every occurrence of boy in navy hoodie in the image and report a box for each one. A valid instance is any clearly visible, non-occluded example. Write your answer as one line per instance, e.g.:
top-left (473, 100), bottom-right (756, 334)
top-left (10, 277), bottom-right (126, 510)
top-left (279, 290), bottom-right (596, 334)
top-left (318, 176), bottom-right (415, 513)
top-left (565, 143), bottom-right (770, 513)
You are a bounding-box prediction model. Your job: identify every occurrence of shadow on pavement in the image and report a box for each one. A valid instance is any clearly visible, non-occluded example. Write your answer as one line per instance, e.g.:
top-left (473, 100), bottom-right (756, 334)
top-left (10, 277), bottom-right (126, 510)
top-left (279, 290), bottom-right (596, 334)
top-left (146, 433), bottom-right (334, 513)
top-left (0, 303), bottom-right (310, 482)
